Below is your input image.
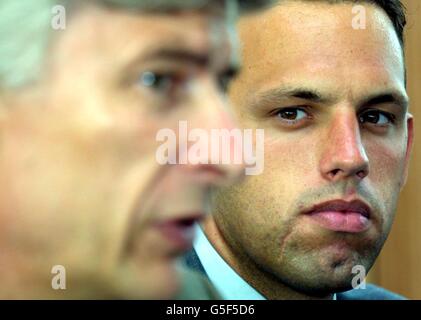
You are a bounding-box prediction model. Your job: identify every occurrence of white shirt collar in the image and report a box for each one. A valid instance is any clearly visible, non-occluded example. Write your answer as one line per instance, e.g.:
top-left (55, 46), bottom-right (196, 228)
top-left (193, 224), bottom-right (337, 300)
top-left (193, 224), bottom-right (265, 300)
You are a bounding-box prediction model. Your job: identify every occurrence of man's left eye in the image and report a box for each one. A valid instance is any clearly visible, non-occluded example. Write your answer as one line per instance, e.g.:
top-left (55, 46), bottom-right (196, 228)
top-left (359, 110), bottom-right (395, 126)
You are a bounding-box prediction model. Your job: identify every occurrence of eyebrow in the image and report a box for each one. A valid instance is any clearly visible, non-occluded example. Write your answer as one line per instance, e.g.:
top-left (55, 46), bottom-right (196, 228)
top-left (253, 86), bottom-right (409, 112)
top-left (123, 46), bottom-right (240, 81)
top-left (359, 91), bottom-right (409, 112)
top-left (142, 48), bottom-right (211, 66)
top-left (254, 87), bottom-right (334, 107)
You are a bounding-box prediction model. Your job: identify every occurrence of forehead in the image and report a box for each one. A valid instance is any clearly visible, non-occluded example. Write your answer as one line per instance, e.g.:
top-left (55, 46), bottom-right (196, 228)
top-left (49, 4), bottom-right (234, 72)
top-left (235, 1), bottom-right (405, 97)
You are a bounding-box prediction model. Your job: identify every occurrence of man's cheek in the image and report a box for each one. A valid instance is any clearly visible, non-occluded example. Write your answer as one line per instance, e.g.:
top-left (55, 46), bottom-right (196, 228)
top-left (265, 137), bottom-right (316, 174)
top-left (369, 152), bottom-right (406, 199)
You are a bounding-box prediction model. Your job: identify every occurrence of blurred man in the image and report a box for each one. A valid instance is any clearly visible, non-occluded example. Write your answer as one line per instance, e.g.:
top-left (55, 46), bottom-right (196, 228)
top-left (186, 0), bottom-right (414, 299)
top-left (0, 0), bottom-right (272, 299)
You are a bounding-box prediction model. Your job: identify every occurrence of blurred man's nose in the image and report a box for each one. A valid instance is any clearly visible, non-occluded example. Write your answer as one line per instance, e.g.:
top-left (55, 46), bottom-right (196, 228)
top-left (319, 109), bottom-right (369, 183)
top-left (182, 78), bottom-right (245, 187)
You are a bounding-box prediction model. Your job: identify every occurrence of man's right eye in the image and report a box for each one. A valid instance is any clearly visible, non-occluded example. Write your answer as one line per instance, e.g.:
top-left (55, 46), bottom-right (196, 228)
top-left (272, 107), bottom-right (311, 125)
top-left (139, 71), bottom-right (178, 93)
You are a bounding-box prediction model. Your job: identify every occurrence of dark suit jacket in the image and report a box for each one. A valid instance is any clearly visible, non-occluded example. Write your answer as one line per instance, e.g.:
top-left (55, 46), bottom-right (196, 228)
top-left (183, 249), bottom-right (406, 300)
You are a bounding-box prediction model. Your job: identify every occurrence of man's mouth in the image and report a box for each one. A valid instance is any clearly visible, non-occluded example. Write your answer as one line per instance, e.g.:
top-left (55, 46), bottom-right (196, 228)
top-left (303, 199), bottom-right (372, 233)
top-left (154, 213), bottom-right (204, 252)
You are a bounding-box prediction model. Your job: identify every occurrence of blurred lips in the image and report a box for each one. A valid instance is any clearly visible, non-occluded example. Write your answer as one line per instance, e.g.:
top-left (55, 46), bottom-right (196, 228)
top-left (154, 213), bottom-right (204, 252)
top-left (303, 199), bottom-right (372, 233)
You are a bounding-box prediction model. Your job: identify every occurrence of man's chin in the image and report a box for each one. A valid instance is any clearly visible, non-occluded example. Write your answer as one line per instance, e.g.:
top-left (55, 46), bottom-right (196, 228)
top-left (303, 280), bottom-right (356, 297)
top-left (274, 256), bottom-right (375, 297)
top-left (129, 259), bottom-right (180, 299)
top-left (281, 274), bottom-right (357, 297)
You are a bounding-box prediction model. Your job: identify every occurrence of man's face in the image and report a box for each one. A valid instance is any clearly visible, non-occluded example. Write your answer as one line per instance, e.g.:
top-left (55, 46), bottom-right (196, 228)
top-left (0, 4), bottom-right (242, 298)
top-left (212, 1), bottom-right (413, 294)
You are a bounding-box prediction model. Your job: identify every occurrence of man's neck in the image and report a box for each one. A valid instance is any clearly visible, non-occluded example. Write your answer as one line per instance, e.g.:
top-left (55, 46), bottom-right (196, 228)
top-left (202, 217), bottom-right (334, 300)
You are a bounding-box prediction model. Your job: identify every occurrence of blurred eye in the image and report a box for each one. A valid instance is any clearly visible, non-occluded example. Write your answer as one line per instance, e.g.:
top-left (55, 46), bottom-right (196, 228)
top-left (275, 107), bottom-right (309, 124)
top-left (218, 74), bottom-right (231, 93)
top-left (138, 71), bottom-right (194, 104)
top-left (217, 68), bottom-right (238, 93)
top-left (139, 71), bottom-right (181, 93)
top-left (359, 110), bottom-right (395, 126)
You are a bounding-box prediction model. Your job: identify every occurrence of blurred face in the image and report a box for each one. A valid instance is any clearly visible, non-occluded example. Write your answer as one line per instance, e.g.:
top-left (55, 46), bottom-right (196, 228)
top-left (0, 4), bottom-right (243, 298)
top-left (211, 1), bottom-right (413, 295)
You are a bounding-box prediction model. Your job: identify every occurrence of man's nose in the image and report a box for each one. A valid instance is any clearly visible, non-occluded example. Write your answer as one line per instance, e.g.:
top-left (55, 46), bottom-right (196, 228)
top-left (182, 80), bottom-right (245, 187)
top-left (319, 110), bottom-right (369, 183)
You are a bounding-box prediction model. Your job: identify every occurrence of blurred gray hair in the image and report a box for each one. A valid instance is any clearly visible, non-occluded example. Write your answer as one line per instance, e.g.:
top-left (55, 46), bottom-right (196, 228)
top-left (0, 0), bottom-right (274, 89)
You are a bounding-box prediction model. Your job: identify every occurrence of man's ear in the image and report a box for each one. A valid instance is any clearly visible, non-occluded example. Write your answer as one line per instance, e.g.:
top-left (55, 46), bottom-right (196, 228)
top-left (401, 113), bottom-right (414, 190)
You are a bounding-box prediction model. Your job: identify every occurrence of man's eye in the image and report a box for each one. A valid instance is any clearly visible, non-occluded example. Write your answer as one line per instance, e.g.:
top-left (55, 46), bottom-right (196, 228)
top-left (218, 68), bottom-right (238, 93)
top-left (218, 74), bottom-right (231, 93)
top-left (139, 71), bottom-right (178, 92)
top-left (359, 110), bottom-right (395, 126)
top-left (275, 107), bottom-right (309, 123)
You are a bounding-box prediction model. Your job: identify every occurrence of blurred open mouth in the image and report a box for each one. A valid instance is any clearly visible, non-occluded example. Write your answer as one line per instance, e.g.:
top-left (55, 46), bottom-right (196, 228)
top-left (302, 199), bottom-right (372, 233)
top-left (154, 213), bottom-right (204, 252)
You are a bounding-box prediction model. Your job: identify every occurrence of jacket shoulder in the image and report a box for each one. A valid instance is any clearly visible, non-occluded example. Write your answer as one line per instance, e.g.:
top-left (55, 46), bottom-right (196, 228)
top-left (337, 284), bottom-right (406, 300)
